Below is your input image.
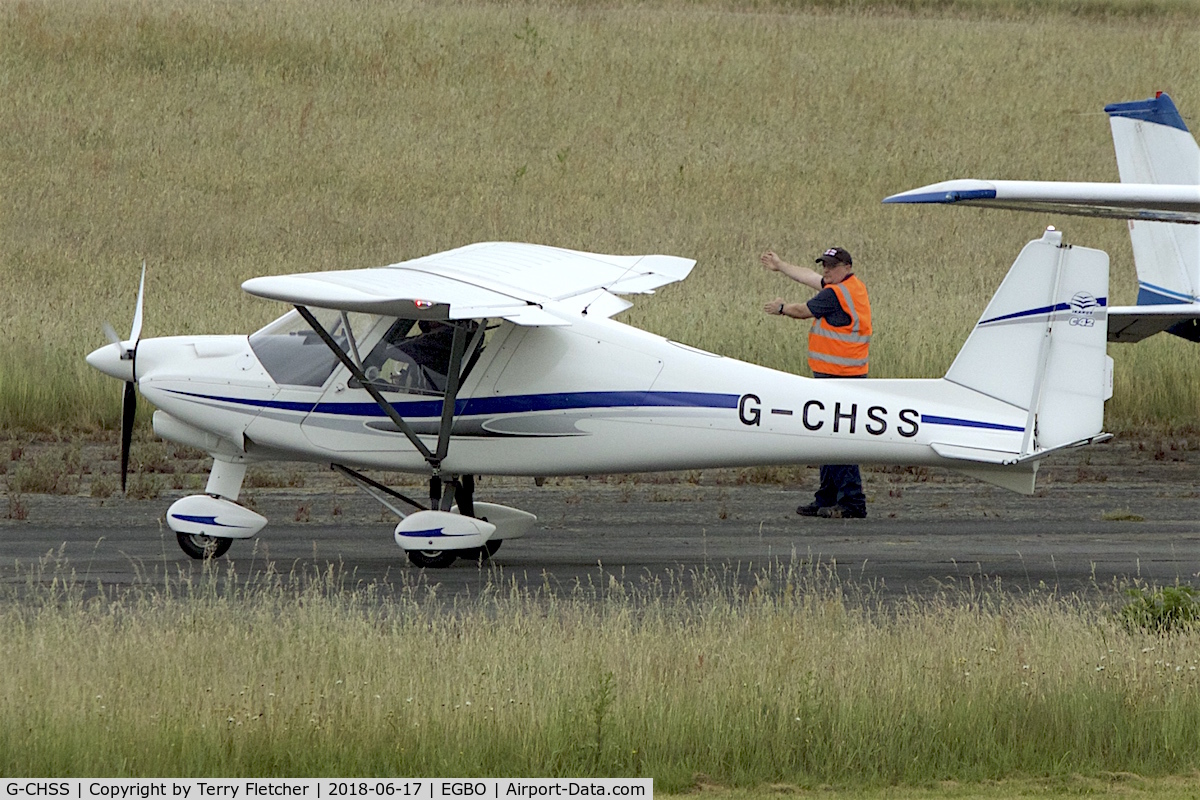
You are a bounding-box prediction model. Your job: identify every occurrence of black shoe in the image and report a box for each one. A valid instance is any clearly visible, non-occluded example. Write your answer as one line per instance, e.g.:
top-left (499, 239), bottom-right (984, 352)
top-left (817, 505), bottom-right (867, 519)
top-left (797, 503), bottom-right (824, 517)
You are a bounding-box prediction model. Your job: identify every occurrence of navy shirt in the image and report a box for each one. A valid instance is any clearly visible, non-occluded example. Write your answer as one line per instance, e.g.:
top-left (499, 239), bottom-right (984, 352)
top-left (805, 282), bottom-right (852, 328)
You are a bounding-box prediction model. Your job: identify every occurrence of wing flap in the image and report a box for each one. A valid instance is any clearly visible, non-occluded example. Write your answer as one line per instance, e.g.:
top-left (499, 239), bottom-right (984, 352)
top-left (399, 243), bottom-right (695, 299)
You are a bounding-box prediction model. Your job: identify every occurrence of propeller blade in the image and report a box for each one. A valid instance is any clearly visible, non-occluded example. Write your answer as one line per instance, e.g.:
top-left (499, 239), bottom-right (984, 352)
top-left (102, 322), bottom-right (121, 346)
top-left (120, 380), bottom-right (136, 493)
top-left (129, 261), bottom-right (146, 344)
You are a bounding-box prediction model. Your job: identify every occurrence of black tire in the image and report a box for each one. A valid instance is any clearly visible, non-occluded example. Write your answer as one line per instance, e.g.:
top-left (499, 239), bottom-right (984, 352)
top-left (407, 549), bottom-right (458, 569)
top-left (176, 532), bottom-right (233, 560)
top-left (464, 539), bottom-right (503, 563)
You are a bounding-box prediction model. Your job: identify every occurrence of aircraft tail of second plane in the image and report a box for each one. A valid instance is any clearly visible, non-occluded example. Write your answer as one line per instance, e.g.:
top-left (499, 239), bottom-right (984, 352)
top-left (1107, 93), bottom-right (1200, 324)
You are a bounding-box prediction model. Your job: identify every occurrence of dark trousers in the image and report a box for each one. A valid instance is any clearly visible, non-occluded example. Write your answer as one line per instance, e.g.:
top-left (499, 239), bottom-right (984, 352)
top-left (814, 464), bottom-right (866, 515)
top-left (812, 371), bottom-right (866, 515)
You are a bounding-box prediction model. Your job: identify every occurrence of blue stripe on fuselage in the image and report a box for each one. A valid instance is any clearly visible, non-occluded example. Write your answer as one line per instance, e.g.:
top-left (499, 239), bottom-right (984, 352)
top-left (165, 390), bottom-right (741, 419)
top-left (921, 414), bottom-right (1024, 432)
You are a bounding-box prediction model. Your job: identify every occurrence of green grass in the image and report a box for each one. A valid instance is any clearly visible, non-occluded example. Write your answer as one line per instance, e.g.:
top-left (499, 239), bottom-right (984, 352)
top-left (3, 559), bottom-right (1200, 784)
top-left (2, 0), bottom-right (1200, 433)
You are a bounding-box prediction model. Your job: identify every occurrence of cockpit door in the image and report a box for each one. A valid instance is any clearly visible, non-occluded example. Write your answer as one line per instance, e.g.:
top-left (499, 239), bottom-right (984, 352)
top-left (298, 317), bottom-right (489, 455)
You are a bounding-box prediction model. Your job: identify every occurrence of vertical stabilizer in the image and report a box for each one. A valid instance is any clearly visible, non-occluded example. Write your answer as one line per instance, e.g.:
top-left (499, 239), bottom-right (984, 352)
top-left (1107, 93), bottom-right (1200, 325)
top-left (945, 228), bottom-right (1110, 453)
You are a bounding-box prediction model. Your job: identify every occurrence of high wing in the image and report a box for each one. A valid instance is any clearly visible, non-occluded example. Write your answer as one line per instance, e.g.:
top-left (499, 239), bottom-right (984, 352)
top-left (241, 242), bottom-right (696, 325)
top-left (882, 179), bottom-right (1200, 224)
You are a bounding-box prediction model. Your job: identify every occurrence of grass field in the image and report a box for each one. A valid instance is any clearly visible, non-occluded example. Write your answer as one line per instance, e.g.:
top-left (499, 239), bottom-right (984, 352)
top-left (2, 0), bottom-right (1199, 433)
top-left (2, 560), bottom-right (1200, 786)
top-left (4, 5), bottom-right (1200, 786)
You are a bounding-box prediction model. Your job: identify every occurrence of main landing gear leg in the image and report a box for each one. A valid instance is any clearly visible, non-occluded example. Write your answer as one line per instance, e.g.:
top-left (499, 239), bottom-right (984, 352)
top-left (455, 474), bottom-right (476, 518)
top-left (407, 474), bottom-right (500, 568)
top-left (454, 475), bottom-right (501, 561)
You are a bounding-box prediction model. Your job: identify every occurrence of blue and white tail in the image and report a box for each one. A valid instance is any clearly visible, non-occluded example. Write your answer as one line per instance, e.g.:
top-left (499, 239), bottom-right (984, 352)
top-left (1107, 93), bottom-right (1200, 338)
top-left (945, 228), bottom-right (1112, 455)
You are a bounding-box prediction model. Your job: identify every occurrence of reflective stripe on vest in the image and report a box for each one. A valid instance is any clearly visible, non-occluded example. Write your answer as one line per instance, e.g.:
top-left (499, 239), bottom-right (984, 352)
top-left (808, 274), bottom-right (872, 376)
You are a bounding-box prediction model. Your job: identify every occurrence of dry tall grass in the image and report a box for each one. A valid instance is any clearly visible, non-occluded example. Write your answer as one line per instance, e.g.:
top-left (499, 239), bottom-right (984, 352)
top-left (3, 0), bottom-right (1199, 431)
top-left (2, 561), bottom-right (1199, 783)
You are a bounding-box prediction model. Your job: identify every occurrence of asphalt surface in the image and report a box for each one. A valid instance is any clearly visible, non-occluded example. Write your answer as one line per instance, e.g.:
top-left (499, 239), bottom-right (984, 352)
top-left (2, 437), bottom-right (1198, 602)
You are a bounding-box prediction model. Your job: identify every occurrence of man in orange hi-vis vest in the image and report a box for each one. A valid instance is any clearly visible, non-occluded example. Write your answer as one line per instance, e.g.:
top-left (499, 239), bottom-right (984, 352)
top-left (760, 246), bottom-right (871, 519)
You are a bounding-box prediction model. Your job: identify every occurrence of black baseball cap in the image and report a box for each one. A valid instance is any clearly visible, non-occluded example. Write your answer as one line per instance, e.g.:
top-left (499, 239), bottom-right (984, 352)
top-left (816, 247), bottom-right (852, 266)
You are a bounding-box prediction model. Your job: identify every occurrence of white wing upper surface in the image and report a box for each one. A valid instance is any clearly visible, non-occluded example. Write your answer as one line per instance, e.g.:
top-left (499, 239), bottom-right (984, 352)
top-left (882, 179), bottom-right (1200, 224)
top-left (242, 242), bottom-right (696, 325)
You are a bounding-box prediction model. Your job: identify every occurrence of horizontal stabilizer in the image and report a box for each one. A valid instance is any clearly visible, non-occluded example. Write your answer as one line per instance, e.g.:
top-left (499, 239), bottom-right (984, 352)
top-left (1009, 433), bottom-right (1113, 464)
top-left (1108, 303), bottom-right (1200, 342)
top-left (930, 442), bottom-right (1018, 465)
top-left (885, 93), bottom-right (1200, 343)
top-left (933, 435), bottom-right (1113, 487)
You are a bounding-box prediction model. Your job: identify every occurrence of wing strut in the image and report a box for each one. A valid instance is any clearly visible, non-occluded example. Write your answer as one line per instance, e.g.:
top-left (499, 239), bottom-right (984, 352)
top-left (331, 463), bottom-right (428, 516)
top-left (436, 323), bottom-right (468, 462)
top-left (294, 306), bottom-right (473, 493)
top-left (295, 305), bottom-right (436, 463)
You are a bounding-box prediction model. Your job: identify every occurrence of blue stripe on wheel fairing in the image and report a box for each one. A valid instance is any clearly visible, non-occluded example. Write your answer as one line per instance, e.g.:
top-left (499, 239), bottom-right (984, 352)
top-left (921, 414), bottom-right (1024, 432)
top-left (170, 513), bottom-right (253, 528)
top-left (396, 529), bottom-right (482, 539)
top-left (165, 390), bottom-right (742, 419)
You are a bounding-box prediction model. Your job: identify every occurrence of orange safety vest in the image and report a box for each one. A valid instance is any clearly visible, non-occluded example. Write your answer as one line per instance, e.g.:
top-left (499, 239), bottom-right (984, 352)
top-left (807, 274), bottom-right (872, 376)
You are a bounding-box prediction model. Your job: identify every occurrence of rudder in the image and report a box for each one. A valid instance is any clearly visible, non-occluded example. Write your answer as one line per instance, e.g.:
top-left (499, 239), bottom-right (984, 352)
top-left (1107, 93), bottom-right (1200, 323)
top-left (945, 228), bottom-right (1111, 454)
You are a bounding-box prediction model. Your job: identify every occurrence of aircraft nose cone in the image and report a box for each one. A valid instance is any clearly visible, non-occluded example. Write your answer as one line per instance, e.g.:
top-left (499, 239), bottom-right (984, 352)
top-left (86, 342), bottom-right (135, 383)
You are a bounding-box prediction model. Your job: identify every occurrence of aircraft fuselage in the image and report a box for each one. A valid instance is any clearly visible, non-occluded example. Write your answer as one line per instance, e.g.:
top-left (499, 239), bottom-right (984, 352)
top-left (133, 314), bottom-right (1029, 479)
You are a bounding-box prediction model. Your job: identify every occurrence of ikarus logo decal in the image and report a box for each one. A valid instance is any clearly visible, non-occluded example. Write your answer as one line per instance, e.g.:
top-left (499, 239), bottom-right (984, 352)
top-left (1069, 292), bottom-right (1100, 327)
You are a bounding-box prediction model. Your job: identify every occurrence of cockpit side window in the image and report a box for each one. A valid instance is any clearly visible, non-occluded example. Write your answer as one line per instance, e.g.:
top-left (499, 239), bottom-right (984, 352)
top-left (249, 309), bottom-right (376, 387)
top-left (353, 318), bottom-right (484, 396)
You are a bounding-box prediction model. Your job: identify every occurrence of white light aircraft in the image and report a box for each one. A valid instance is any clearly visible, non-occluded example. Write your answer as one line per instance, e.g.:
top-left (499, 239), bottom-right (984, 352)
top-left (88, 229), bottom-right (1112, 566)
top-left (884, 91), bottom-right (1200, 344)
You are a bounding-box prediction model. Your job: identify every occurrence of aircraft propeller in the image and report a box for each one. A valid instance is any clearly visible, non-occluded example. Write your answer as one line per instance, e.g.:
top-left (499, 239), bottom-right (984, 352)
top-left (88, 263), bottom-right (146, 493)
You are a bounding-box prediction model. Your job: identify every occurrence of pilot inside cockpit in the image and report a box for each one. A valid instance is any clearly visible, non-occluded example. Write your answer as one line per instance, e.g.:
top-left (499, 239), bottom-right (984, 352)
top-left (359, 319), bottom-right (478, 395)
